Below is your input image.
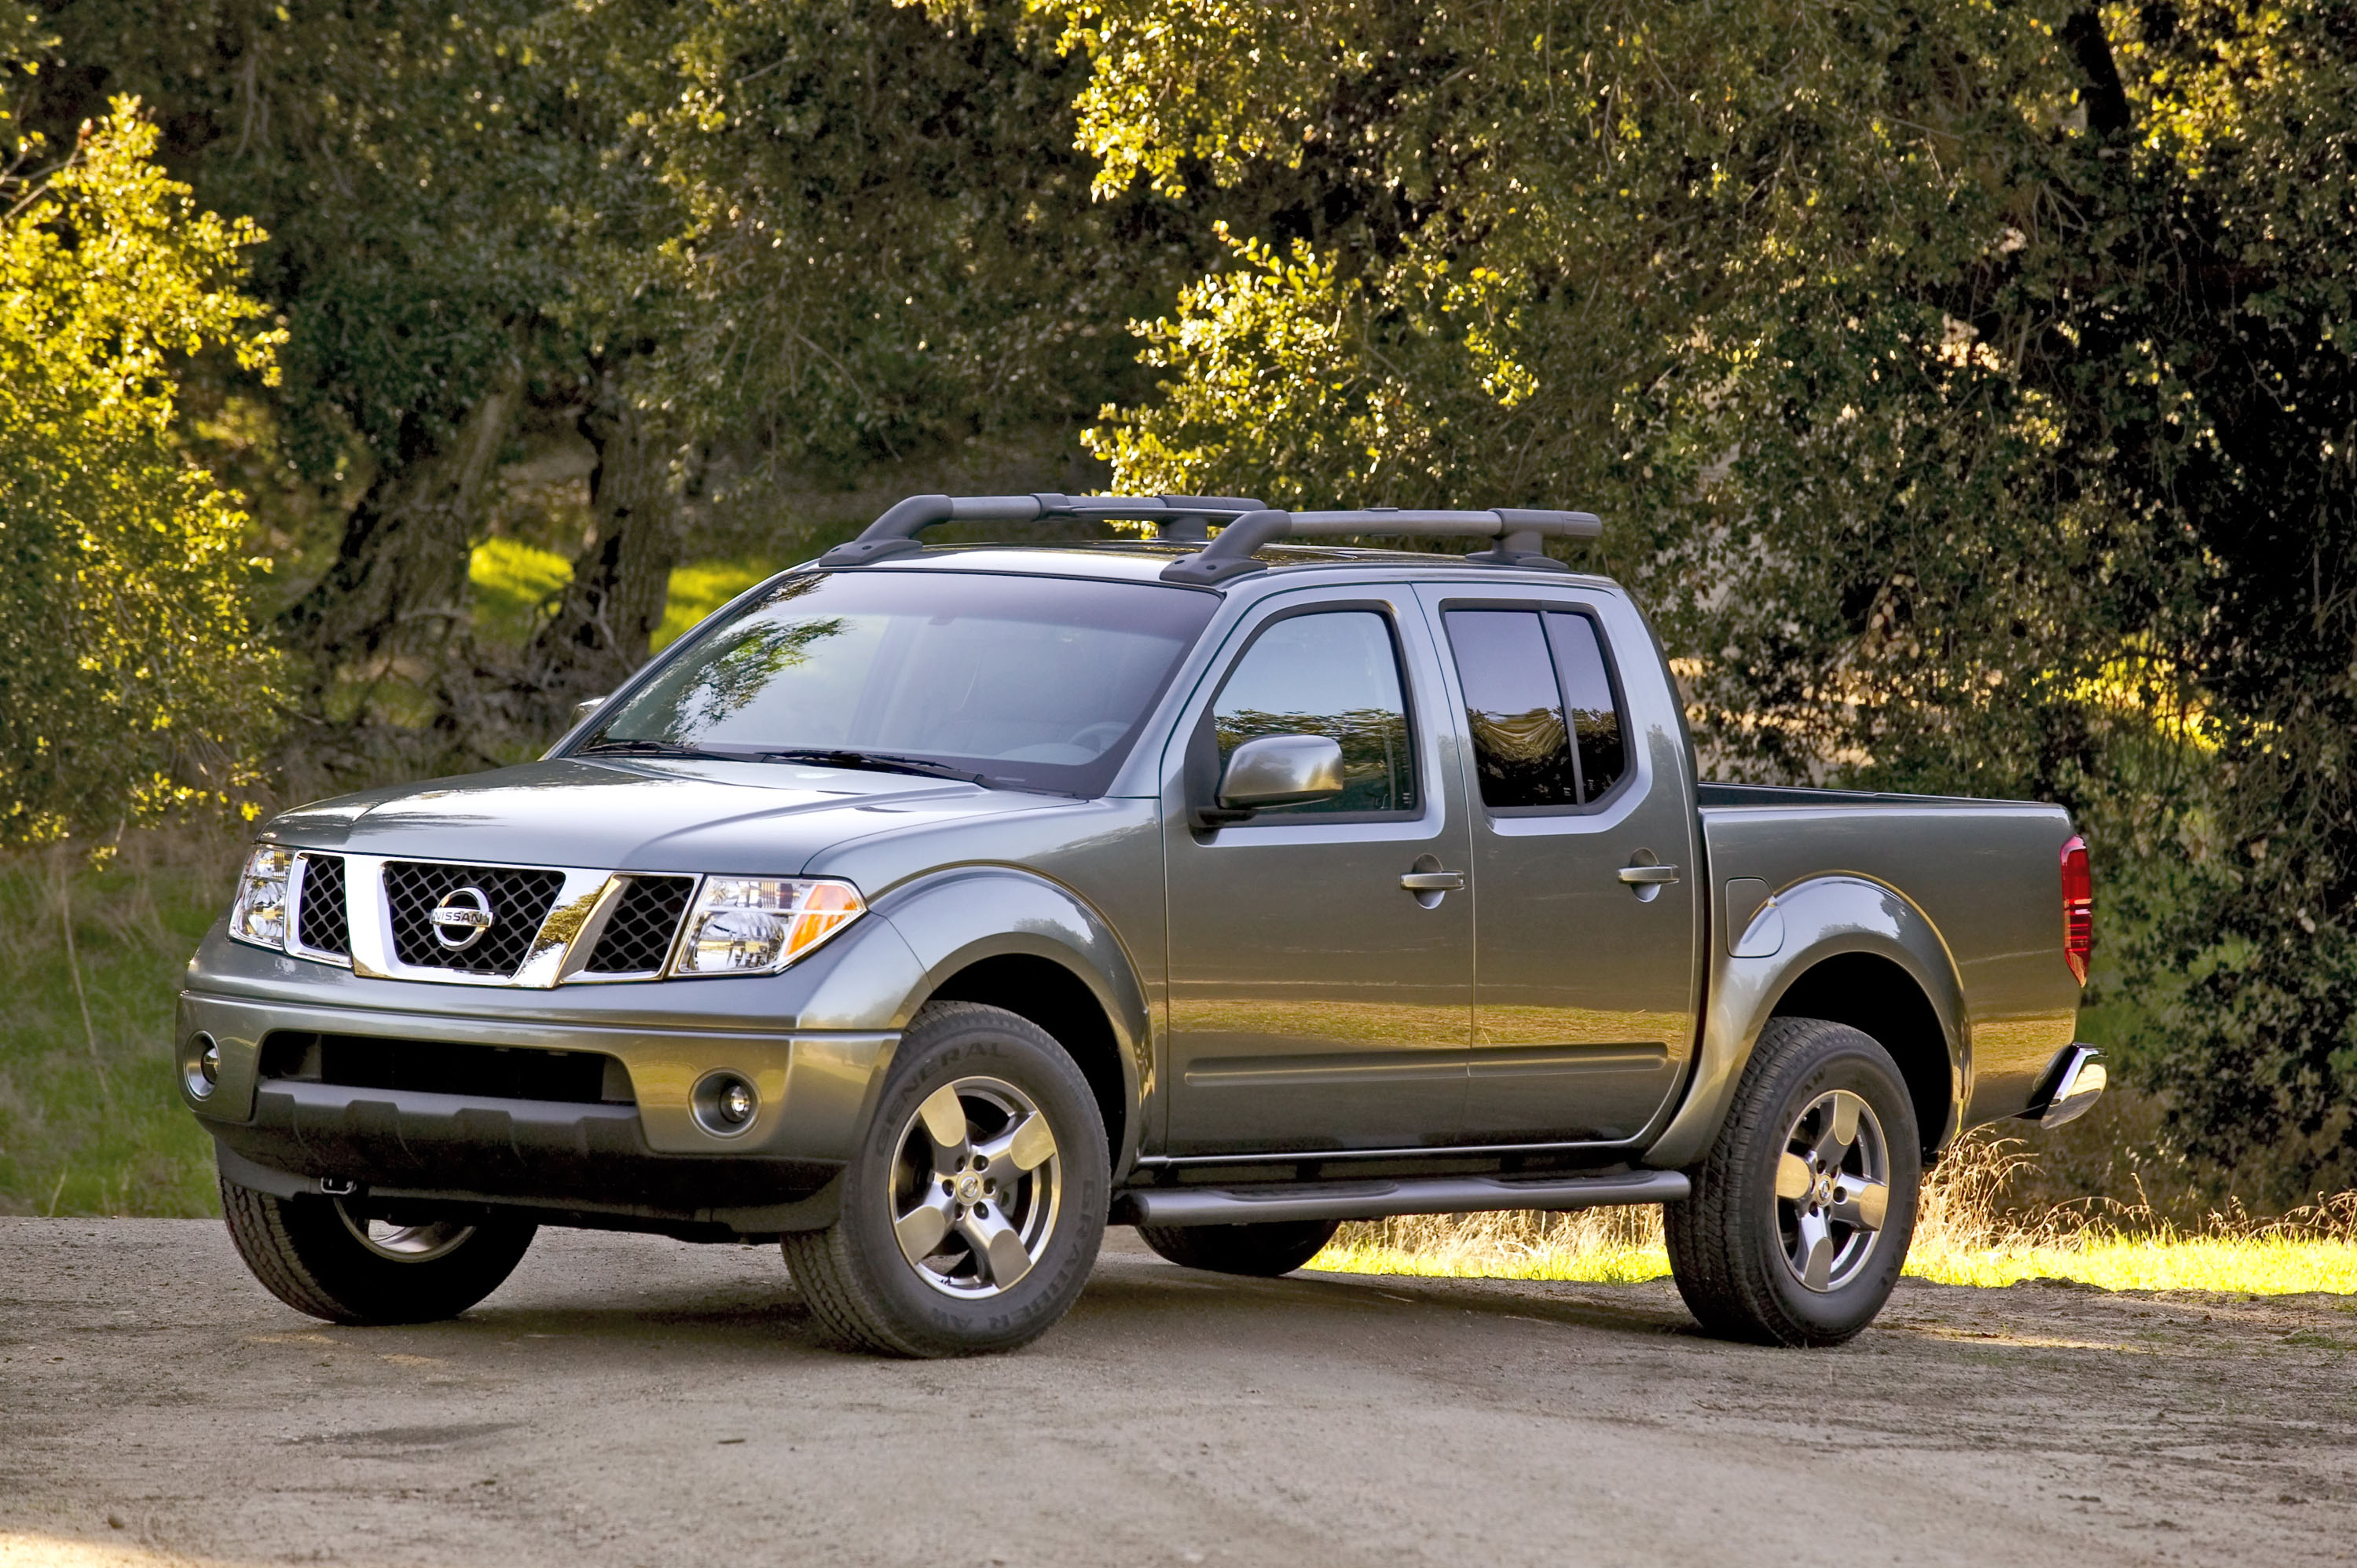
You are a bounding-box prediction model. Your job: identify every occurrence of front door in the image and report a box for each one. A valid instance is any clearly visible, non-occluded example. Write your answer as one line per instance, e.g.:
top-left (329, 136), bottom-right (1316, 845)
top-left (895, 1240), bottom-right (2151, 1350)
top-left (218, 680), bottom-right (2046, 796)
top-left (1417, 585), bottom-right (1704, 1144)
top-left (1161, 593), bottom-right (1473, 1155)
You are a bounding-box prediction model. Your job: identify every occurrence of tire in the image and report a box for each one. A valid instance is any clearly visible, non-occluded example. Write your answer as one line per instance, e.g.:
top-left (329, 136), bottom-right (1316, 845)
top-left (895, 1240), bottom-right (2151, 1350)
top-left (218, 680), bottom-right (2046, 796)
top-left (218, 1176), bottom-right (537, 1325)
top-left (782, 1001), bottom-right (1109, 1357)
top-left (1136, 1218), bottom-right (1341, 1277)
top-left (1664, 1017), bottom-right (1922, 1347)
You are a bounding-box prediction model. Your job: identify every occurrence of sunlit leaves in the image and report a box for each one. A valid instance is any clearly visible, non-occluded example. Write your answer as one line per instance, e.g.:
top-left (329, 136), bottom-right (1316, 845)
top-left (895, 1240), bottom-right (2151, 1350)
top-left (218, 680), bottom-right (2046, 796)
top-left (0, 101), bottom-right (286, 844)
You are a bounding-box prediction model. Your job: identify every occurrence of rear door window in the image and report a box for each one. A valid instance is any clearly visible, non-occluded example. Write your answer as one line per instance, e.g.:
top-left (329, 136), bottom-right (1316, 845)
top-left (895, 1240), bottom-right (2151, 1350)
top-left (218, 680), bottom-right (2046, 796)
top-left (1444, 607), bottom-right (1629, 810)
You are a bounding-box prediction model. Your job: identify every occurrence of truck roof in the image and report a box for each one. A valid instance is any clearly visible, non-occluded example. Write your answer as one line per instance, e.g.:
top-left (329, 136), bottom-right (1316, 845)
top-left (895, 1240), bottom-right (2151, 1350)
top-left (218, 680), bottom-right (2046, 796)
top-left (847, 539), bottom-right (1623, 592)
top-left (816, 493), bottom-right (1609, 588)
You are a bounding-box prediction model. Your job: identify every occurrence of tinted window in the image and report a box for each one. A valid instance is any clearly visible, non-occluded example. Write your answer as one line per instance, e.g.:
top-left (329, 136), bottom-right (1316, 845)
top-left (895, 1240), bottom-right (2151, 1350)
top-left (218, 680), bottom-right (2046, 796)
top-left (1445, 610), bottom-right (1579, 808)
top-left (1445, 606), bottom-right (1629, 808)
top-left (581, 571), bottom-right (1216, 797)
top-left (1212, 611), bottom-right (1416, 815)
top-left (1547, 611), bottom-right (1626, 800)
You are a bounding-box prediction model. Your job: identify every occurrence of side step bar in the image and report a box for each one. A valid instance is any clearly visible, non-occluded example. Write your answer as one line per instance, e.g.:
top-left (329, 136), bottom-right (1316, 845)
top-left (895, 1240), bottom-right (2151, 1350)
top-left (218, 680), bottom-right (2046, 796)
top-left (1114, 1168), bottom-right (1689, 1228)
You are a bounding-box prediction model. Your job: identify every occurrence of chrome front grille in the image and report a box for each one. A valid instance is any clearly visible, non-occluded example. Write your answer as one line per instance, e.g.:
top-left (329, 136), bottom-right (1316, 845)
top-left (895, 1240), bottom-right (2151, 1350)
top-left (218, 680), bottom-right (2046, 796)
top-left (254, 853), bottom-right (711, 989)
top-left (383, 861), bottom-right (567, 976)
top-left (292, 854), bottom-right (350, 959)
top-left (584, 875), bottom-right (695, 975)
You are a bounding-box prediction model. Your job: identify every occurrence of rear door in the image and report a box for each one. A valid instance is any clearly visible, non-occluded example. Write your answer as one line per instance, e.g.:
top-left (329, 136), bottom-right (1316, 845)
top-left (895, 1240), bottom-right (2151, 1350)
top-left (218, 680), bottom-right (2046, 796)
top-left (1413, 584), bottom-right (1704, 1143)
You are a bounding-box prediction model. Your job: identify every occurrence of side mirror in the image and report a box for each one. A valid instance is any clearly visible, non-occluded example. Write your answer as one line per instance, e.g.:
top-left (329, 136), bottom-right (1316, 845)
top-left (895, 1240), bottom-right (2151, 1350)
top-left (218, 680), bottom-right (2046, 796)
top-left (1216, 734), bottom-right (1346, 815)
top-left (573, 696), bottom-right (609, 726)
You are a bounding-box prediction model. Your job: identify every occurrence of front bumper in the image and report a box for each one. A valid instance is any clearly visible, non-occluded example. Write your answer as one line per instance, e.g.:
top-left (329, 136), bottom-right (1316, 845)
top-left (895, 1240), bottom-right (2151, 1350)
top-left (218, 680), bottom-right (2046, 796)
top-left (178, 918), bottom-right (922, 1234)
top-left (208, 1083), bottom-right (844, 1236)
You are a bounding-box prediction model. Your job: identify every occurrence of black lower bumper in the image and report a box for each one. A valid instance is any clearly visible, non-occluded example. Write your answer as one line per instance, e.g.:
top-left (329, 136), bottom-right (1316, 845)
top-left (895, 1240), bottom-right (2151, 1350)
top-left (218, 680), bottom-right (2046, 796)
top-left (207, 1079), bottom-right (843, 1239)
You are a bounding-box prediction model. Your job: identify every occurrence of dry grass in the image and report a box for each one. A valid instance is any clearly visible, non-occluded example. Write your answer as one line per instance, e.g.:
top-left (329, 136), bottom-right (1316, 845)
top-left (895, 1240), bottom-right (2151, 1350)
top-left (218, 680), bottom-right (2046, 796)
top-left (1308, 1137), bottom-right (2357, 1295)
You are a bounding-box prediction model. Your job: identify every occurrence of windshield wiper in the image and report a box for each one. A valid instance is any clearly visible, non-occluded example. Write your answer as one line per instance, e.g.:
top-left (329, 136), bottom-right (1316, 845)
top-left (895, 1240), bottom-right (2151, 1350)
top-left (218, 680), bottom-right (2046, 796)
top-left (577, 738), bottom-right (721, 760)
top-left (751, 748), bottom-right (988, 785)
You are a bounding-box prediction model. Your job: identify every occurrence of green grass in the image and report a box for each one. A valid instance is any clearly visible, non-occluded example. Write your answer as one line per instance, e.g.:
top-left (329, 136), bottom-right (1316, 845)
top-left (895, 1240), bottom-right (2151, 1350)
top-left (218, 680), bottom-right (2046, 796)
top-left (654, 558), bottom-right (780, 650)
top-left (466, 544), bottom-right (781, 653)
top-left (468, 537), bottom-right (576, 647)
top-left (0, 840), bottom-right (239, 1216)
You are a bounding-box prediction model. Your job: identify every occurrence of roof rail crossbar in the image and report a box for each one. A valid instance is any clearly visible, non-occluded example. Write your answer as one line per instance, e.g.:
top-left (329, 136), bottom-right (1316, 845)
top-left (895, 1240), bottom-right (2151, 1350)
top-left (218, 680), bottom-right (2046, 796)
top-left (817, 493), bottom-right (1268, 566)
top-left (1159, 507), bottom-right (1602, 585)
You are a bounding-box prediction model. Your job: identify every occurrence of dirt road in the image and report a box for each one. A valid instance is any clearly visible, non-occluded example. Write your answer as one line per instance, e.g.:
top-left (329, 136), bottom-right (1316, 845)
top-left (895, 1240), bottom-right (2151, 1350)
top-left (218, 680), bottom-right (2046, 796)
top-left (1, 1218), bottom-right (2351, 1567)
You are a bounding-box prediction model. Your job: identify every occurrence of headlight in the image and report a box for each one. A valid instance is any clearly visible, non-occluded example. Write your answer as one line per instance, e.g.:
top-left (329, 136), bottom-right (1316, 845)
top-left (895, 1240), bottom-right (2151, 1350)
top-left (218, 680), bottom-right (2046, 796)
top-left (674, 877), bottom-right (864, 976)
top-left (228, 845), bottom-right (295, 950)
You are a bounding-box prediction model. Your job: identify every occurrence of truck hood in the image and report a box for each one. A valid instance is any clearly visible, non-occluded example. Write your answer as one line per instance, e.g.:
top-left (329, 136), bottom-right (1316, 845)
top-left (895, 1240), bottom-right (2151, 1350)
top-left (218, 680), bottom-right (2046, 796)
top-left (260, 757), bottom-right (1076, 875)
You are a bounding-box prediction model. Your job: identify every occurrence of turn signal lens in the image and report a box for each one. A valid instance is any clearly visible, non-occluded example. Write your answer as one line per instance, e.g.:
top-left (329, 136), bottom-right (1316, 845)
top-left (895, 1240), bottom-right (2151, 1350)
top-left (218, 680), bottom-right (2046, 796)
top-left (228, 846), bottom-right (295, 950)
top-left (2060, 835), bottom-right (2094, 985)
top-left (673, 877), bottom-right (864, 976)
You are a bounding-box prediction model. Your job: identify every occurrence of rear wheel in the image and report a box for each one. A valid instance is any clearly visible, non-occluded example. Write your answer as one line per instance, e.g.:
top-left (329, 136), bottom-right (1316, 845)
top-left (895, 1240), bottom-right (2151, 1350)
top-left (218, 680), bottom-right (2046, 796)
top-left (1664, 1017), bottom-right (1921, 1347)
top-left (783, 1002), bottom-right (1109, 1357)
top-left (1136, 1218), bottom-right (1341, 1277)
top-left (218, 1177), bottom-right (536, 1324)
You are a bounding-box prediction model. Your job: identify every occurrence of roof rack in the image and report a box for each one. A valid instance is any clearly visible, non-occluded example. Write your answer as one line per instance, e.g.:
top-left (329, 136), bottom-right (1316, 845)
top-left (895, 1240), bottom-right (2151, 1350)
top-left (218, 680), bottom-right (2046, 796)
top-left (1159, 507), bottom-right (1600, 584)
top-left (816, 493), bottom-right (1266, 567)
top-left (816, 493), bottom-right (1603, 582)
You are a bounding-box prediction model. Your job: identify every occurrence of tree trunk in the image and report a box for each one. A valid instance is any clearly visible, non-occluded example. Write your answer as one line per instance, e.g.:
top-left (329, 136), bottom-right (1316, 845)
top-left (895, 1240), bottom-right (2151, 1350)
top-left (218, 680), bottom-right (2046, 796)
top-left (277, 361), bottom-right (523, 707)
top-left (530, 379), bottom-right (691, 705)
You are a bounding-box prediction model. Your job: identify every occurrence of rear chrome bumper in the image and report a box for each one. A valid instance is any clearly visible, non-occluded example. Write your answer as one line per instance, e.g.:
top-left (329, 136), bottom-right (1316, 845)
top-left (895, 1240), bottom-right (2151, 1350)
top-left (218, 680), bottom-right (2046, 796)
top-left (2026, 1042), bottom-right (2106, 1130)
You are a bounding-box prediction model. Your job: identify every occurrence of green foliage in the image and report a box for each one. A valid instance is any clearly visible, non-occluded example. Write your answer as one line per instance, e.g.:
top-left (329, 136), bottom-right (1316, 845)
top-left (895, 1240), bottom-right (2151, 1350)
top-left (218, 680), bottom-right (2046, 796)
top-left (1058, 0), bottom-right (2357, 1199)
top-left (555, 0), bottom-right (1208, 478)
top-left (0, 90), bottom-right (285, 844)
top-left (8, 0), bottom-right (2352, 1205)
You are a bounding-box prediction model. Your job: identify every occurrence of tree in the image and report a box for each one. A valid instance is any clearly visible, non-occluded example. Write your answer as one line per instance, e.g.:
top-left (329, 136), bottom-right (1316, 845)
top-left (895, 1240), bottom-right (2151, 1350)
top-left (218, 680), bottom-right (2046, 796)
top-left (1054, 0), bottom-right (2357, 1199)
top-left (0, 75), bottom-right (284, 844)
top-left (35, 0), bottom-right (1209, 770)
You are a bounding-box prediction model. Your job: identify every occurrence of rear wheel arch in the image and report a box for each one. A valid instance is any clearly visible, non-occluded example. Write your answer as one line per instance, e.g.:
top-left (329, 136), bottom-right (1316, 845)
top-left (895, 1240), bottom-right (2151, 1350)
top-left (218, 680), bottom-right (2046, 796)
top-left (1768, 951), bottom-right (1956, 1159)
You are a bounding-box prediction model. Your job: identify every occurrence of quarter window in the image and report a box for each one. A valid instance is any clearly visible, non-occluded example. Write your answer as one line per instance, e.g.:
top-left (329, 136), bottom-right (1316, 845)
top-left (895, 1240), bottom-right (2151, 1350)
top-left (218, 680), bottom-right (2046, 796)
top-left (1211, 611), bottom-right (1417, 815)
top-left (1445, 608), bottom-right (1628, 809)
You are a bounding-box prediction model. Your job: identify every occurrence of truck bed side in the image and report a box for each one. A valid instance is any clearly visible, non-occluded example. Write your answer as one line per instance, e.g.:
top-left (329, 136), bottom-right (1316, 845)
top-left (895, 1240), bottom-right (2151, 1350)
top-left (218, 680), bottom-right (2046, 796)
top-left (1644, 790), bottom-right (2081, 1168)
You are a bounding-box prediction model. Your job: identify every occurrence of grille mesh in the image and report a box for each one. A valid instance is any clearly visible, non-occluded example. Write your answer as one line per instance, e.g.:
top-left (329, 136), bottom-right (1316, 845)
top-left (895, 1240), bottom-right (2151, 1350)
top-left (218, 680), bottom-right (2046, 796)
top-left (383, 861), bottom-right (565, 976)
top-left (584, 875), bottom-right (695, 974)
top-left (294, 854), bottom-right (350, 958)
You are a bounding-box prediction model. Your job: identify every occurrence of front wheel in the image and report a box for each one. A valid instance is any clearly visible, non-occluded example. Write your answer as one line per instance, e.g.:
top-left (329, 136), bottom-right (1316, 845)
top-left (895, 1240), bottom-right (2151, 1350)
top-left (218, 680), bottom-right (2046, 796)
top-left (783, 1002), bottom-right (1109, 1357)
top-left (1664, 1017), bottom-right (1921, 1347)
top-left (219, 1178), bottom-right (537, 1324)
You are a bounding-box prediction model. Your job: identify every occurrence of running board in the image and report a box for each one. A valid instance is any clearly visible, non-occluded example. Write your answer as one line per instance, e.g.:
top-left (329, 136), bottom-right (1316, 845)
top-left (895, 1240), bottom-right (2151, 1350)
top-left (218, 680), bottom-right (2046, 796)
top-left (1114, 1168), bottom-right (1690, 1227)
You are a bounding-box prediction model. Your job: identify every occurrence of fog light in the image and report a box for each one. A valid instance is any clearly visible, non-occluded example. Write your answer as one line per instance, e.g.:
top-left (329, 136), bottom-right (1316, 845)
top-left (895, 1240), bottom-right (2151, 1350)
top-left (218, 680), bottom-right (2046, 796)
top-left (184, 1033), bottom-right (221, 1099)
top-left (719, 1079), bottom-right (754, 1125)
top-left (691, 1072), bottom-right (759, 1136)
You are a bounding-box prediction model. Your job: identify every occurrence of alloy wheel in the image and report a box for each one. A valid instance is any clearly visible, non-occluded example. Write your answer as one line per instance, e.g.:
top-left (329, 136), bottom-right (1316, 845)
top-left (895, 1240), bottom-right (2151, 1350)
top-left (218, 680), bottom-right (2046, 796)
top-left (1772, 1089), bottom-right (1893, 1293)
top-left (333, 1200), bottom-right (478, 1263)
top-left (888, 1075), bottom-right (1063, 1299)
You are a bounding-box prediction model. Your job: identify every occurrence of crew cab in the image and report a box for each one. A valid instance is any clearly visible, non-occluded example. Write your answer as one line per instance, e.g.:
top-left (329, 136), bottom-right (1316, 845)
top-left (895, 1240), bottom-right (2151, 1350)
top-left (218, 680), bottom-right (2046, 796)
top-left (179, 493), bottom-right (2105, 1355)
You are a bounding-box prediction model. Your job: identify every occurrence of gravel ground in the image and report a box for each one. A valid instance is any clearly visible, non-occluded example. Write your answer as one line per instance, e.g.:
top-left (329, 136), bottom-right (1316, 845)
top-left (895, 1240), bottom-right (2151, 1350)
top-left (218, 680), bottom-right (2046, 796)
top-left (1, 1218), bottom-right (2352, 1567)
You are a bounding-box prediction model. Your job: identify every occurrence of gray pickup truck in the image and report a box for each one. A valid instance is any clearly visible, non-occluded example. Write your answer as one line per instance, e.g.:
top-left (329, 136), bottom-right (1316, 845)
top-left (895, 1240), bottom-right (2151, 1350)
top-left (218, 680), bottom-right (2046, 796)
top-left (180, 494), bottom-right (2105, 1356)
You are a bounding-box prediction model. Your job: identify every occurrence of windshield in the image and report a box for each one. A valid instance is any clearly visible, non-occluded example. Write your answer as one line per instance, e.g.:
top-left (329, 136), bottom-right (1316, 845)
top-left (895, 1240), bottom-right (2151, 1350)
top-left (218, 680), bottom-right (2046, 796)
top-left (576, 570), bottom-right (1219, 795)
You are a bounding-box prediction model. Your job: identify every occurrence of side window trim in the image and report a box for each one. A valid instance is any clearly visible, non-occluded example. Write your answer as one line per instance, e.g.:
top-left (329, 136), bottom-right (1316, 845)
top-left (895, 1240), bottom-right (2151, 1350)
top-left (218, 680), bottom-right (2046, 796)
top-left (1437, 595), bottom-right (1635, 819)
top-left (1196, 599), bottom-right (1425, 827)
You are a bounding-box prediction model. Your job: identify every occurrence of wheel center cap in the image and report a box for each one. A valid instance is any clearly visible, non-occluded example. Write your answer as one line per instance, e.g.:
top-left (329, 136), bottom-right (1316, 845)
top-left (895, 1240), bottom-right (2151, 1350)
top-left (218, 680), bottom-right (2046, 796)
top-left (956, 1173), bottom-right (982, 1202)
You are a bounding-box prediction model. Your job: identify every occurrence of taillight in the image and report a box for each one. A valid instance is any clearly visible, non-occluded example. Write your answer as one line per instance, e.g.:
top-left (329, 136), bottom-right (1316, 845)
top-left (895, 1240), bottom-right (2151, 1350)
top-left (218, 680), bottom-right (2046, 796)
top-left (2060, 835), bottom-right (2093, 985)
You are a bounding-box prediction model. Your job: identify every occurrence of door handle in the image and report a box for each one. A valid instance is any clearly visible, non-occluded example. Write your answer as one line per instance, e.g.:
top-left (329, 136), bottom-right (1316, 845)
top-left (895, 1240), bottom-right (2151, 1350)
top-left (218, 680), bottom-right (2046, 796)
top-left (1618, 864), bottom-right (1681, 885)
top-left (1399, 870), bottom-right (1467, 892)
